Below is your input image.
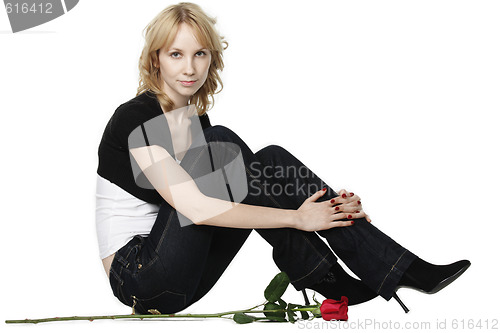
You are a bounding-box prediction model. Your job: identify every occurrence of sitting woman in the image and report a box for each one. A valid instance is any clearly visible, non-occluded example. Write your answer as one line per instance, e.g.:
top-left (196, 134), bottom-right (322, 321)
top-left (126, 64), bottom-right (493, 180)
top-left (96, 2), bottom-right (470, 315)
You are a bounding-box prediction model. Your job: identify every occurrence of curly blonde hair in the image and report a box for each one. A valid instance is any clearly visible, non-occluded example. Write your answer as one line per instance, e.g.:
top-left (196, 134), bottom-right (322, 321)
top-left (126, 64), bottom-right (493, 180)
top-left (137, 2), bottom-right (227, 115)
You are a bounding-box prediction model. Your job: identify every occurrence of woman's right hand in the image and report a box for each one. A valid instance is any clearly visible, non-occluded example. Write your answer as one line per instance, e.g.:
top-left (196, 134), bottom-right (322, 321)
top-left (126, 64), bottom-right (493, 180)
top-left (295, 189), bottom-right (354, 232)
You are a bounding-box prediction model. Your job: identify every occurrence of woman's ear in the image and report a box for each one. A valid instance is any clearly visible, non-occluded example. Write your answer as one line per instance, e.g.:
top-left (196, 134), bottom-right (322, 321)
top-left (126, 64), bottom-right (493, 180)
top-left (153, 50), bottom-right (160, 68)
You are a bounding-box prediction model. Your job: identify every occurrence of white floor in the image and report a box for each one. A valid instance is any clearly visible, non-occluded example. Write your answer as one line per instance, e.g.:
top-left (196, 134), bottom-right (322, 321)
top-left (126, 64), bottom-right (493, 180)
top-left (2, 1), bottom-right (499, 332)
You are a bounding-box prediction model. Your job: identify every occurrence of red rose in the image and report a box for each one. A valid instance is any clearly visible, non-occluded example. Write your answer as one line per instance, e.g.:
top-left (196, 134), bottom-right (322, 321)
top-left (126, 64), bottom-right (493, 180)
top-left (320, 297), bottom-right (348, 321)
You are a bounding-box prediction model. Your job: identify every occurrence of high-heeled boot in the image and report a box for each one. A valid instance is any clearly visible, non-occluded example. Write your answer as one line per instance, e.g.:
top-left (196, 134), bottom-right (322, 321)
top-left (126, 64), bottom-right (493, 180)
top-left (304, 263), bottom-right (378, 305)
top-left (392, 258), bottom-right (471, 313)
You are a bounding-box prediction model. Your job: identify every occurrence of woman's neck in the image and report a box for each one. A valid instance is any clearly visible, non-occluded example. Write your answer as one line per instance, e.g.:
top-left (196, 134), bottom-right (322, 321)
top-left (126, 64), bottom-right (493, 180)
top-left (164, 104), bottom-right (196, 125)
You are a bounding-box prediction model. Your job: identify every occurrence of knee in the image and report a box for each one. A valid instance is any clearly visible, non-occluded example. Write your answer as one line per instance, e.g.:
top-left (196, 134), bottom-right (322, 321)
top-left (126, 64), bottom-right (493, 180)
top-left (256, 144), bottom-right (290, 160)
top-left (204, 125), bottom-right (239, 142)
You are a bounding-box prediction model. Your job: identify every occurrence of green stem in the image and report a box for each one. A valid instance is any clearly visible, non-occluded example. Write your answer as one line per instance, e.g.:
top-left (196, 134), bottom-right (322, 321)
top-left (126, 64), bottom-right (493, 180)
top-left (5, 306), bottom-right (319, 324)
top-left (243, 300), bottom-right (267, 312)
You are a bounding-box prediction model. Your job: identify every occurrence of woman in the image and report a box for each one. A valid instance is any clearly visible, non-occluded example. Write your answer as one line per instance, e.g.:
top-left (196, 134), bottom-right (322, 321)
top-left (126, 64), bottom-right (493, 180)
top-left (96, 2), bottom-right (470, 315)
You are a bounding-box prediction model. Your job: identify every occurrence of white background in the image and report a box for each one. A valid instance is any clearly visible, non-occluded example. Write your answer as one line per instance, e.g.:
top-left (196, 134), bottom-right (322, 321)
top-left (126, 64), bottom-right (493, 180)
top-left (1, 0), bottom-right (499, 332)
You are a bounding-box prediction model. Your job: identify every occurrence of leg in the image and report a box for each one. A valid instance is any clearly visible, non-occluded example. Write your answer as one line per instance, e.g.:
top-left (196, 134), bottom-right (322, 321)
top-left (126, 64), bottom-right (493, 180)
top-left (252, 145), bottom-right (379, 304)
top-left (109, 201), bottom-right (252, 314)
top-left (183, 126), bottom-right (337, 292)
top-left (186, 225), bottom-right (253, 307)
top-left (254, 144), bottom-right (471, 307)
top-left (251, 146), bottom-right (336, 290)
top-left (253, 144), bottom-right (417, 300)
top-left (188, 127), bottom-right (378, 302)
top-left (108, 126), bottom-right (335, 313)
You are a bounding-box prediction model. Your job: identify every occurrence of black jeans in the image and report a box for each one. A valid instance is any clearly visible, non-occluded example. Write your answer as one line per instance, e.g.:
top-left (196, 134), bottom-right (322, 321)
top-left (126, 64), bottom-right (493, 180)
top-left (109, 125), bottom-right (417, 314)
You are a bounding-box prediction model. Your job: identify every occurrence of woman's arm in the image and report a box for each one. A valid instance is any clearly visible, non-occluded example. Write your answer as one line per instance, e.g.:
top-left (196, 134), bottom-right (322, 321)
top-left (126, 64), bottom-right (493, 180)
top-left (130, 145), bottom-right (354, 231)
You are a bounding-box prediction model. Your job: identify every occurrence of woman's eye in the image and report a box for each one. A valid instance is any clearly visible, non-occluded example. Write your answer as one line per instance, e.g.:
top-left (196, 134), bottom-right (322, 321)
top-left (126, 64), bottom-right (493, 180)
top-left (195, 51), bottom-right (206, 56)
top-left (170, 52), bottom-right (181, 58)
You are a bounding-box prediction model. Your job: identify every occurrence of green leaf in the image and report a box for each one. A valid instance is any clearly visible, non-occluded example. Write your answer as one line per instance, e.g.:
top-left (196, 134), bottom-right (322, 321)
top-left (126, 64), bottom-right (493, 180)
top-left (300, 310), bottom-right (310, 320)
top-left (312, 292), bottom-right (321, 305)
top-left (264, 272), bottom-right (290, 303)
top-left (264, 316), bottom-right (288, 322)
top-left (254, 316), bottom-right (287, 322)
top-left (264, 302), bottom-right (286, 319)
top-left (292, 304), bottom-right (313, 320)
top-left (287, 302), bottom-right (301, 321)
top-left (286, 308), bottom-right (296, 323)
top-left (233, 313), bottom-right (257, 324)
top-left (277, 298), bottom-right (287, 309)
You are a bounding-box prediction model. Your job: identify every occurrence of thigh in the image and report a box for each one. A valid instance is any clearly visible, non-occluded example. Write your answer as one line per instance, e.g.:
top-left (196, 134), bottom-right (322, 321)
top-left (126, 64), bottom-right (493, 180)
top-left (187, 226), bottom-right (252, 306)
top-left (132, 201), bottom-right (250, 313)
top-left (255, 144), bottom-right (336, 207)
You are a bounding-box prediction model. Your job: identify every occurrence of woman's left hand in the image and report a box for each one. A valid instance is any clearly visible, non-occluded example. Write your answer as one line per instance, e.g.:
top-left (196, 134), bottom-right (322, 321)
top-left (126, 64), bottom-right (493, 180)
top-left (333, 189), bottom-right (372, 223)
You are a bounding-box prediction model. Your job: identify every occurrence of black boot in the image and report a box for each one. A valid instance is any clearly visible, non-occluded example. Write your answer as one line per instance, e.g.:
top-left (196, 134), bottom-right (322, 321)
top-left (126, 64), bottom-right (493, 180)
top-left (398, 258), bottom-right (471, 294)
top-left (391, 258), bottom-right (471, 313)
top-left (305, 263), bottom-right (378, 305)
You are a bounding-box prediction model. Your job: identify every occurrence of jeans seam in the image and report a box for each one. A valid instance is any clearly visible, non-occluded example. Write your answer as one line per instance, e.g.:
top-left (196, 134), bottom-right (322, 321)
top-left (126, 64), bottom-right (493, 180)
top-left (151, 209), bottom-right (177, 282)
top-left (139, 255), bottom-right (158, 273)
top-left (290, 254), bottom-right (331, 284)
top-left (301, 233), bottom-right (333, 263)
top-left (237, 146), bottom-right (283, 206)
top-left (116, 245), bottom-right (136, 274)
top-left (186, 144), bottom-right (209, 174)
top-left (376, 249), bottom-right (407, 294)
top-left (186, 140), bottom-right (238, 174)
top-left (347, 223), bottom-right (399, 274)
top-left (244, 165), bottom-right (282, 208)
top-left (155, 209), bottom-right (175, 254)
top-left (110, 266), bottom-right (123, 285)
top-left (136, 288), bottom-right (187, 305)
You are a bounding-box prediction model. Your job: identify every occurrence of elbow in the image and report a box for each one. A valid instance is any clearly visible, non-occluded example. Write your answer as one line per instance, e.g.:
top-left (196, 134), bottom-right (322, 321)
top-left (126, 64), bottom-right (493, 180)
top-left (175, 193), bottom-right (208, 226)
top-left (178, 195), bottom-right (235, 226)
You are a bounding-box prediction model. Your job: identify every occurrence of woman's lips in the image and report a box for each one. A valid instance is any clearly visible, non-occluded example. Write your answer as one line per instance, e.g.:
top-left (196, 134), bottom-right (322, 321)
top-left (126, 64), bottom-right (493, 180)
top-left (179, 80), bottom-right (197, 86)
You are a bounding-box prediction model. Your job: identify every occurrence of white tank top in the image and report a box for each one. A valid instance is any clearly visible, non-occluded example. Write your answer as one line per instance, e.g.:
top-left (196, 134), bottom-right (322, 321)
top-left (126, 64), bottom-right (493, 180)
top-left (95, 157), bottom-right (182, 259)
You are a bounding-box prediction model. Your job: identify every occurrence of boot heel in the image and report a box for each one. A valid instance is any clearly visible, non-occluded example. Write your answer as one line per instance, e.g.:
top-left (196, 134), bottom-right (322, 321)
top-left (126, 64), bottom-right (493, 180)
top-left (393, 291), bottom-right (410, 313)
top-left (301, 288), bottom-right (310, 305)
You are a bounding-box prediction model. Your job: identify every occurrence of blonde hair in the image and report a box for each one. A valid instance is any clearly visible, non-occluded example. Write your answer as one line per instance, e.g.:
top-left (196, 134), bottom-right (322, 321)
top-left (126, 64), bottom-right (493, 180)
top-left (137, 2), bottom-right (227, 115)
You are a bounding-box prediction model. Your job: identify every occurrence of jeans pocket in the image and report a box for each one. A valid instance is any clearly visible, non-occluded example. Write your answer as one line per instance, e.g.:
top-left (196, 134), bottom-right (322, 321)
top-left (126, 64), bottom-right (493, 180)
top-left (134, 288), bottom-right (187, 315)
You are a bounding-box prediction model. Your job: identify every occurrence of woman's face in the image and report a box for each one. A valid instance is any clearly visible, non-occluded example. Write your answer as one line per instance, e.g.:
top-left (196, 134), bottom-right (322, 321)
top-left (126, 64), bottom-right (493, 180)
top-left (156, 23), bottom-right (212, 109)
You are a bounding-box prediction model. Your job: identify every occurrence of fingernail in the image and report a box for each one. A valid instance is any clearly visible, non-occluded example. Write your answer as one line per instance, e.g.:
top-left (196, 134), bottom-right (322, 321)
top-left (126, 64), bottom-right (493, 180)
top-left (342, 193), bottom-right (347, 198)
top-left (322, 188), bottom-right (327, 192)
top-left (335, 207), bottom-right (340, 211)
top-left (330, 199), bottom-right (335, 203)
top-left (358, 200), bottom-right (361, 204)
top-left (356, 211), bottom-right (360, 213)
top-left (347, 215), bottom-right (352, 219)
top-left (351, 221), bottom-right (355, 225)
top-left (350, 192), bottom-right (354, 196)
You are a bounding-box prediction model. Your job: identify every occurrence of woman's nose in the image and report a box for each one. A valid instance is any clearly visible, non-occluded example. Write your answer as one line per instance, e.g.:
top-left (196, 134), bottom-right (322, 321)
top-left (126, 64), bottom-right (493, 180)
top-left (183, 57), bottom-right (195, 76)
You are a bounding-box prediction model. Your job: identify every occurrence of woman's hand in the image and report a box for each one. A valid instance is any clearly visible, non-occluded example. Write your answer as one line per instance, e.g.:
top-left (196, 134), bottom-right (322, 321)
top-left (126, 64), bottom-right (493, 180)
top-left (295, 189), bottom-right (354, 232)
top-left (334, 189), bottom-right (372, 223)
